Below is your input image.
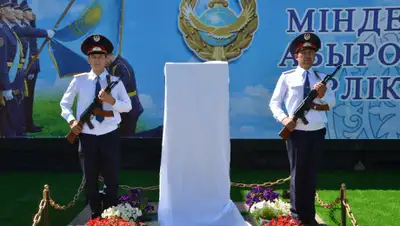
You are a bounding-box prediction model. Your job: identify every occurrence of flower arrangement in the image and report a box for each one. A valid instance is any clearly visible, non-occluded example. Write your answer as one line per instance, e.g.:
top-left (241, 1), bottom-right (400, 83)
top-left (119, 188), bottom-right (155, 221)
top-left (88, 203), bottom-right (144, 226)
top-left (102, 203), bottom-right (142, 221)
top-left (246, 187), bottom-right (295, 225)
top-left (87, 188), bottom-right (155, 225)
top-left (264, 215), bottom-right (303, 226)
top-left (245, 186), bottom-right (280, 209)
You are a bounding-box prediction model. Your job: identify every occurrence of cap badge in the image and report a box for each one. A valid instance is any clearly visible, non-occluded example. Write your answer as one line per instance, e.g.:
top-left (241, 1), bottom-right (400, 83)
top-left (93, 35), bottom-right (100, 42)
top-left (304, 33), bottom-right (311, 41)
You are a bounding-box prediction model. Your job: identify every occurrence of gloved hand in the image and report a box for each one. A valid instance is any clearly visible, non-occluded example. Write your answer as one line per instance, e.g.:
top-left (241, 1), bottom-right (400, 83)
top-left (28, 74), bottom-right (35, 80)
top-left (47, 29), bottom-right (55, 38)
top-left (3, 90), bottom-right (13, 100)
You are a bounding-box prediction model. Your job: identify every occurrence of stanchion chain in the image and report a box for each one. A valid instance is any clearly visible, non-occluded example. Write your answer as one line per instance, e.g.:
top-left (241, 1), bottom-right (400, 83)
top-left (99, 176), bottom-right (292, 191)
top-left (32, 199), bottom-right (46, 226)
top-left (315, 192), bottom-right (341, 209)
top-left (98, 176), bottom-right (160, 191)
top-left (98, 176), bottom-right (292, 191)
top-left (230, 176), bottom-right (291, 188)
top-left (343, 200), bottom-right (359, 226)
top-left (49, 176), bottom-right (85, 210)
top-left (119, 184), bottom-right (160, 191)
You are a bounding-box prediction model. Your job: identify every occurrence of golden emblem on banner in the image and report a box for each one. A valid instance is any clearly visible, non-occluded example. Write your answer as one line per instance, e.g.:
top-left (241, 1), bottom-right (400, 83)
top-left (178, 0), bottom-right (259, 61)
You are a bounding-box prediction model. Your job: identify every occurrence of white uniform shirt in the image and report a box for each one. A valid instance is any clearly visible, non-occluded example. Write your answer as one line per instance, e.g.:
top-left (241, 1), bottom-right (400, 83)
top-left (60, 69), bottom-right (132, 135)
top-left (269, 66), bottom-right (336, 131)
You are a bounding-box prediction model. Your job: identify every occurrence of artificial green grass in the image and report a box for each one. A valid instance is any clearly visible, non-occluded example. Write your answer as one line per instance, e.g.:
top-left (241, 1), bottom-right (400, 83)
top-left (0, 170), bottom-right (399, 226)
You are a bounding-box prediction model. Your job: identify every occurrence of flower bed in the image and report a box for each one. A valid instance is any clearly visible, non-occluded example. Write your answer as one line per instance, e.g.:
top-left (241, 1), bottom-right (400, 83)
top-left (246, 187), bottom-right (303, 226)
top-left (88, 189), bottom-right (155, 226)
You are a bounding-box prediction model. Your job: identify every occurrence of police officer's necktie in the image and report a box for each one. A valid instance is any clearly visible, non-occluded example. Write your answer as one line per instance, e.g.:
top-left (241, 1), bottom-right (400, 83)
top-left (95, 76), bottom-right (104, 123)
top-left (303, 71), bottom-right (310, 99)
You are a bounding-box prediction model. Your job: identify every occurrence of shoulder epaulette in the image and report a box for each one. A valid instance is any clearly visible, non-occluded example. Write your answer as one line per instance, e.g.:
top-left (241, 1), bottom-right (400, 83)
top-left (73, 72), bottom-right (87, 77)
top-left (283, 69), bottom-right (295, 75)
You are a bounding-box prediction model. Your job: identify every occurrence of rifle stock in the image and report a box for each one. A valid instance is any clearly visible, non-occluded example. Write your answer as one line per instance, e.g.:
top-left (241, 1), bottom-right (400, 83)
top-left (65, 121), bottom-right (84, 144)
top-left (65, 130), bottom-right (77, 144)
top-left (279, 127), bottom-right (292, 141)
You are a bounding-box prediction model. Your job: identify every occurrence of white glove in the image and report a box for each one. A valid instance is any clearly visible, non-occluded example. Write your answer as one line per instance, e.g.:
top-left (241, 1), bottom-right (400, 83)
top-left (28, 74), bottom-right (35, 80)
top-left (47, 29), bottom-right (55, 38)
top-left (3, 90), bottom-right (13, 100)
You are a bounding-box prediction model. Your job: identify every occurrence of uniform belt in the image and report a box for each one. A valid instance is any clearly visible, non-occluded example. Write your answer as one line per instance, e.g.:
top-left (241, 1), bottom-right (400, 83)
top-left (31, 55), bottom-right (39, 59)
top-left (7, 62), bottom-right (23, 68)
top-left (128, 90), bottom-right (137, 97)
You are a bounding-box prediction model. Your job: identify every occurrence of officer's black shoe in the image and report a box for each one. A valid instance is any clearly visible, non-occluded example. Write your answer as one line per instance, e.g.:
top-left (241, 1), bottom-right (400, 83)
top-left (303, 219), bottom-right (320, 226)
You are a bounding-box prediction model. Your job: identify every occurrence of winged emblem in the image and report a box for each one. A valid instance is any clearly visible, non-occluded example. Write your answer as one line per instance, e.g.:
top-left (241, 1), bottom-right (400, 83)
top-left (178, 0), bottom-right (259, 61)
top-left (181, 2), bottom-right (256, 39)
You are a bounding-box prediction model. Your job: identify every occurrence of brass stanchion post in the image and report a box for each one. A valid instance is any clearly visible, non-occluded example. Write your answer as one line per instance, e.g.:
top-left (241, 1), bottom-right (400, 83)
top-left (340, 183), bottom-right (346, 226)
top-left (43, 185), bottom-right (50, 226)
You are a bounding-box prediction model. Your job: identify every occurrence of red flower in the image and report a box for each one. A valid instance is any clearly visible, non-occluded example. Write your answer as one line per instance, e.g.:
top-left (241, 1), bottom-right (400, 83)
top-left (87, 216), bottom-right (147, 226)
top-left (264, 216), bottom-right (303, 226)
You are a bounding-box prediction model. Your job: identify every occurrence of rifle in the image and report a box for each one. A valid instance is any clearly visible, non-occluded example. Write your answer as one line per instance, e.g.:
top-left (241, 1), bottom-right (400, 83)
top-left (65, 74), bottom-right (124, 144)
top-left (279, 64), bottom-right (342, 140)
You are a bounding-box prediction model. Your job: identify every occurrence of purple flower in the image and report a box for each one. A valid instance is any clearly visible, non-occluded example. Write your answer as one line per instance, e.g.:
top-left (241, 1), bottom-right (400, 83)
top-left (245, 186), bottom-right (280, 208)
top-left (120, 195), bottom-right (130, 202)
top-left (145, 204), bottom-right (155, 212)
top-left (118, 188), bottom-right (155, 219)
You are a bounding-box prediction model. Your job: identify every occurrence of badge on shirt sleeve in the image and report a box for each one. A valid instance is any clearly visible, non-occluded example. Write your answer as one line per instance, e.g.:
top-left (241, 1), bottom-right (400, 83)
top-left (0, 37), bottom-right (4, 47)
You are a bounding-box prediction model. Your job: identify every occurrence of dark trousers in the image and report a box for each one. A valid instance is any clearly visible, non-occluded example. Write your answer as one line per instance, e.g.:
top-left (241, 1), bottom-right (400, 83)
top-left (285, 127), bottom-right (326, 223)
top-left (6, 95), bottom-right (25, 136)
top-left (79, 129), bottom-right (120, 217)
top-left (119, 113), bottom-right (138, 137)
top-left (24, 74), bottom-right (38, 128)
top-left (0, 103), bottom-right (16, 137)
top-left (78, 143), bottom-right (105, 206)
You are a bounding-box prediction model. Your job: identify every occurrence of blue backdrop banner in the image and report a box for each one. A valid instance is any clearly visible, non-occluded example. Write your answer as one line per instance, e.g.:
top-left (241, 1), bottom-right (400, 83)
top-left (1, 0), bottom-right (398, 139)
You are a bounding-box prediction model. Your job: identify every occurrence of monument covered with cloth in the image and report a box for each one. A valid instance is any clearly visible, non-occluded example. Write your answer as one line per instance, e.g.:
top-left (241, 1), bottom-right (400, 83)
top-left (158, 62), bottom-right (249, 226)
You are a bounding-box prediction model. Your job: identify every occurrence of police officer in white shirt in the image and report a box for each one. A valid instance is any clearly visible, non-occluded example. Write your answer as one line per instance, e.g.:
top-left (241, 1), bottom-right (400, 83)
top-left (60, 34), bottom-right (132, 219)
top-left (269, 32), bottom-right (336, 226)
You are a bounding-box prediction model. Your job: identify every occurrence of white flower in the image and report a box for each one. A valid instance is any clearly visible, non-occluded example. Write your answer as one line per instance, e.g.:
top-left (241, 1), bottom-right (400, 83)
top-left (249, 199), bottom-right (292, 219)
top-left (100, 203), bottom-right (143, 221)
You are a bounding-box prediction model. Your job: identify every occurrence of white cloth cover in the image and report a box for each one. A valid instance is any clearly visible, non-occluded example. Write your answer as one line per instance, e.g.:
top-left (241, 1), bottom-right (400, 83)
top-left (158, 62), bottom-right (247, 226)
